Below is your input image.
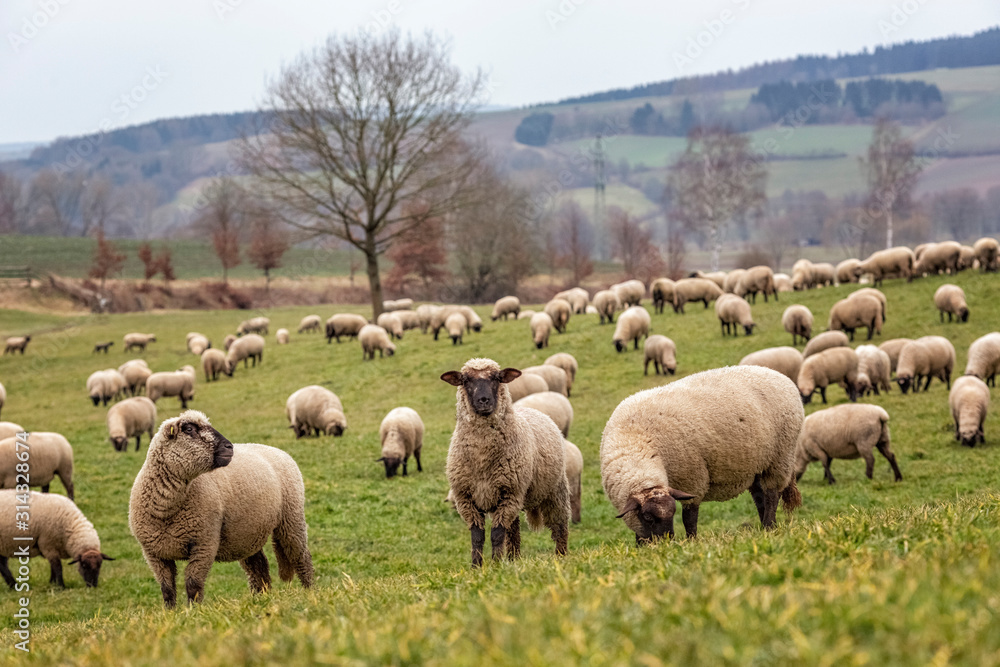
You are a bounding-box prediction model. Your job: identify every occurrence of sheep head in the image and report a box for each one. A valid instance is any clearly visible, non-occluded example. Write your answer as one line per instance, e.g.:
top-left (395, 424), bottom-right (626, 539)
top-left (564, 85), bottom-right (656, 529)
top-left (959, 307), bottom-right (970, 323)
top-left (896, 373), bottom-right (914, 394)
top-left (110, 435), bottom-right (128, 452)
top-left (152, 410), bottom-right (234, 478)
top-left (958, 424), bottom-right (983, 448)
top-left (377, 455), bottom-right (402, 478)
top-left (616, 486), bottom-right (696, 543)
top-left (70, 549), bottom-right (114, 587)
top-left (441, 359), bottom-right (520, 417)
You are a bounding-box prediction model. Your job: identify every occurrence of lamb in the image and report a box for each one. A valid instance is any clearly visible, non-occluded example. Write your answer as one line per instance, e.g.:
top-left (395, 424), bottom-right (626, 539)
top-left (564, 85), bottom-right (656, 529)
top-left (286, 385), bottom-right (346, 437)
top-left (836, 259), bottom-right (862, 284)
top-left (129, 411), bottom-right (314, 607)
top-left (613, 279), bottom-right (645, 307)
top-left (715, 294), bottom-right (756, 336)
top-left (237, 316), bottom-right (270, 336)
top-left (377, 407), bottom-right (424, 478)
top-left (0, 431), bottom-right (74, 499)
top-left (794, 404), bottom-right (901, 484)
top-left (0, 490), bottom-right (112, 589)
top-left (297, 314), bottom-right (322, 333)
top-left (521, 365), bottom-right (569, 397)
top-left (359, 324), bottom-right (397, 359)
top-left (107, 397), bottom-right (157, 452)
top-left (146, 366), bottom-right (196, 409)
top-left (965, 332), bottom-right (1000, 387)
top-left (672, 278), bottom-right (723, 313)
top-left (650, 278), bottom-right (676, 314)
top-left (118, 359), bottom-right (151, 396)
top-left (507, 372), bottom-right (549, 403)
top-left (854, 246), bottom-right (915, 286)
top-left (855, 345), bottom-right (892, 396)
top-left (895, 336), bottom-right (956, 393)
top-left (612, 306), bottom-right (651, 352)
top-left (123, 333), bottom-right (157, 352)
top-left (201, 349), bottom-right (228, 382)
top-left (491, 296), bottom-right (521, 321)
top-left (444, 313), bottom-right (466, 346)
top-left (913, 241), bottom-right (961, 276)
top-left (554, 287), bottom-right (590, 314)
top-left (376, 312), bottom-right (404, 339)
top-left (797, 347), bottom-right (860, 404)
top-left (545, 352), bottom-right (578, 396)
top-left (934, 284), bottom-right (969, 323)
top-left (544, 298), bottom-right (572, 334)
top-left (86, 369), bottom-right (126, 406)
top-left (513, 391), bottom-right (573, 437)
top-left (828, 294), bottom-right (883, 341)
top-left (563, 440), bottom-right (583, 524)
top-left (848, 287), bottom-right (888, 323)
top-left (722, 269), bottom-right (747, 294)
top-left (0, 422), bottom-right (23, 441)
top-left (92, 341), bottom-right (114, 353)
top-left (802, 331), bottom-right (851, 358)
top-left (325, 313), bottom-right (368, 343)
top-left (275, 328), bottom-right (290, 345)
top-left (600, 365), bottom-right (803, 543)
top-left (782, 305), bottom-right (813, 345)
top-left (186, 333), bottom-right (210, 355)
top-left (4, 336), bottom-right (31, 355)
top-left (643, 335), bottom-right (677, 376)
top-left (529, 312), bottom-right (553, 350)
top-left (592, 289), bottom-right (621, 324)
top-left (973, 236), bottom-right (999, 272)
top-left (734, 265), bottom-right (777, 303)
top-left (225, 334), bottom-right (265, 375)
top-left (949, 376), bottom-right (990, 447)
top-left (223, 334), bottom-right (237, 351)
top-left (441, 358), bottom-right (570, 567)
top-left (812, 263), bottom-right (835, 287)
top-left (879, 338), bottom-right (913, 375)
top-left (739, 346), bottom-right (802, 383)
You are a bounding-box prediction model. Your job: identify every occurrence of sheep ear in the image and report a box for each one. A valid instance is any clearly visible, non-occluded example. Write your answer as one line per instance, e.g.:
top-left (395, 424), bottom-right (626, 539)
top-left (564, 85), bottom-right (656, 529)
top-left (440, 371), bottom-right (464, 386)
top-left (100, 553), bottom-right (115, 561)
top-left (166, 424), bottom-right (178, 440)
top-left (669, 488), bottom-right (696, 501)
top-left (615, 496), bottom-right (642, 518)
top-left (375, 457), bottom-right (385, 462)
top-left (498, 368), bottom-right (521, 383)
top-left (68, 557), bottom-right (80, 565)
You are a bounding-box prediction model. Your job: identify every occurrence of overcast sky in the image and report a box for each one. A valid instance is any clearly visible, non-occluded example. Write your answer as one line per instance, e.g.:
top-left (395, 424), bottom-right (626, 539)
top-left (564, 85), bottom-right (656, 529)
top-left (1, 0), bottom-right (997, 145)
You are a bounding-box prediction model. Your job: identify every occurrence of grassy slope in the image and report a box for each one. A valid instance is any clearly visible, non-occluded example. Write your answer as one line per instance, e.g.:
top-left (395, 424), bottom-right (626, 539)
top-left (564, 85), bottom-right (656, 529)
top-left (0, 271), bottom-right (999, 664)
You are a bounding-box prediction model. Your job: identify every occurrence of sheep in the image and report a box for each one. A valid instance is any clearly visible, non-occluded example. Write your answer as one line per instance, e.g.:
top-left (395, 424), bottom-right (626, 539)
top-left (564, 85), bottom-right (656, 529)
top-left (812, 263), bottom-right (835, 287)
top-left (913, 241), bottom-right (961, 276)
top-left (507, 372), bottom-right (549, 403)
top-left (934, 284), bottom-right (969, 323)
top-left (92, 341), bottom-right (113, 353)
top-left (4, 336), bottom-right (31, 355)
top-left (123, 333), bottom-right (156, 352)
top-left (86, 369), bottom-right (125, 407)
top-left (0, 431), bottom-right (74, 499)
top-left (896, 336), bottom-right (956, 393)
top-left (286, 385), bottom-right (346, 437)
top-left (444, 313), bottom-right (466, 346)
top-left (416, 304), bottom-right (440, 333)
top-left (848, 287), bottom-right (887, 323)
top-left (118, 359), bottom-right (151, 396)
top-left (297, 314), bottom-right (322, 333)
top-left (529, 312), bottom-right (552, 350)
top-left (965, 332), bottom-right (1000, 387)
top-left (643, 335), bottom-right (677, 376)
top-left (794, 404), bottom-right (901, 484)
top-left (855, 345), bottom-right (892, 396)
top-left (376, 312), bottom-right (404, 340)
top-left (395, 310), bottom-right (422, 331)
top-left (491, 296), bottom-right (521, 321)
top-left (782, 305), bottom-right (813, 345)
top-left (383, 298), bottom-right (413, 311)
top-left (517, 309), bottom-right (536, 321)
top-left (147, 366), bottom-right (196, 409)
top-left (430, 306), bottom-right (480, 339)
top-left (592, 289), bottom-right (621, 324)
top-left (613, 279), bottom-right (645, 307)
top-left (0, 490), bottom-right (112, 589)
top-left (521, 365), bottom-right (569, 397)
top-left (325, 313), bottom-right (368, 343)
top-left (186, 333), bottom-right (210, 355)
top-left (544, 298), bottom-right (572, 334)
top-left (672, 278), bottom-right (723, 313)
top-left (958, 245), bottom-right (977, 271)
top-left (612, 306), bottom-right (651, 352)
top-left (585, 305), bottom-right (598, 315)
top-left (237, 316), bottom-right (270, 336)
top-left (377, 407), bottom-right (424, 478)
top-left (201, 348), bottom-right (228, 382)
top-left (600, 365), bottom-right (803, 543)
top-left (650, 278), bottom-right (676, 314)
top-left (879, 338), bottom-right (913, 375)
top-left (359, 324), bottom-right (397, 359)
top-left (275, 328), bottom-right (290, 345)
top-left (802, 331), bottom-right (850, 358)
top-left (722, 269), bottom-right (747, 294)
top-left (949, 376), bottom-right (990, 447)
top-left (691, 270), bottom-right (726, 289)
top-left (734, 265), bottom-right (778, 303)
top-left (107, 397), bottom-right (157, 452)
top-left (513, 391), bottom-right (573, 437)
top-left (554, 287), bottom-right (590, 314)
top-left (914, 243), bottom-right (931, 260)
top-left (0, 382), bottom-right (4, 419)
top-left (798, 347), bottom-right (860, 404)
top-left (129, 410), bottom-right (314, 607)
top-left (836, 259), bottom-right (862, 284)
top-left (458, 306), bottom-right (483, 333)
top-left (225, 334), bottom-right (265, 375)
top-left (828, 294), bottom-right (883, 341)
top-left (739, 346), bottom-right (803, 383)
top-left (223, 334), bottom-right (237, 351)
top-left (973, 236), bottom-right (999, 272)
top-left (774, 273), bottom-right (793, 292)
top-left (0, 422), bottom-right (24, 442)
top-left (854, 246), bottom-right (915, 286)
top-left (441, 358), bottom-right (570, 567)
top-left (791, 268), bottom-right (813, 291)
top-left (715, 294), bottom-right (756, 336)
top-left (545, 352), bottom-right (578, 397)
top-left (563, 440), bottom-right (583, 524)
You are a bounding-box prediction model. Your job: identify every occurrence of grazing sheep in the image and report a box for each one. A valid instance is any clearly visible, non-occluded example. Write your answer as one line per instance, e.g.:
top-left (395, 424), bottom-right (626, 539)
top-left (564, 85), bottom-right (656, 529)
top-left (297, 314), bottom-right (322, 333)
top-left (491, 296), bottom-right (521, 321)
top-left (879, 338), bottom-right (913, 375)
top-left (734, 265), bottom-right (777, 303)
top-left (613, 279), bottom-right (645, 307)
top-left (275, 329), bottom-right (290, 345)
top-left (0, 491), bottom-right (112, 589)
top-left (382, 298), bottom-right (414, 311)
top-left (430, 305), bottom-right (480, 339)
top-left (0, 382), bottom-right (4, 419)
top-left (93, 341), bottom-right (114, 354)
top-left (376, 313), bottom-right (404, 340)
top-left (828, 294), bottom-right (883, 341)
top-left (854, 247), bottom-right (915, 286)
top-left (774, 273), bottom-right (793, 292)
top-left (513, 391), bottom-right (573, 438)
top-left (517, 309), bottom-right (536, 321)
top-left (965, 332), bottom-right (1000, 387)
top-left (441, 359), bottom-right (570, 567)
top-left (225, 334), bottom-right (265, 375)
top-left (848, 287), bottom-right (888, 323)
top-left (715, 294), bottom-right (756, 336)
top-left (223, 334), bottom-right (237, 351)
top-left (812, 263), bottom-right (835, 287)
top-left (563, 440), bottom-right (583, 524)
top-left (0, 422), bottom-right (24, 442)
top-left (507, 373), bottom-right (549, 403)
top-left (521, 365), bottom-right (569, 397)
top-left (3, 336), bottom-right (31, 355)
top-left (791, 269), bottom-right (812, 291)
top-left (86, 369), bottom-right (125, 407)
top-left (782, 305), bottom-right (813, 345)
top-left (286, 386), bottom-right (346, 437)
top-left (396, 310), bottom-right (422, 331)
top-left (107, 397), bottom-right (157, 452)
top-left (836, 259), bottom-right (862, 284)
top-left (458, 306), bottom-right (483, 333)
top-left (201, 348), bottom-right (228, 382)
top-left (377, 407), bottom-right (424, 478)
top-left (0, 432), bottom-right (74, 499)
top-left (359, 324), bottom-right (397, 359)
top-left (794, 404), bottom-right (901, 484)
top-left (529, 312), bottom-right (553, 350)
top-left (722, 269), bottom-right (747, 294)
top-left (186, 333), bottom-right (210, 355)
top-left (855, 345), bottom-right (892, 396)
top-left (643, 335), bottom-right (677, 376)
top-left (545, 353), bottom-right (578, 397)
top-left (934, 284), bottom-right (969, 323)
top-left (949, 376), bottom-right (990, 447)
top-left (914, 241), bottom-right (961, 276)
top-left (444, 313), bottom-right (466, 346)
top-left (585, 305), bottom-right (599, 315)
top-left (692, 271), bottom-right (727, 289)
top-left (958, 245), bottom-right (977, 271)
top-left (554, 287), bottom-right (589, 314)
top-left (601, 366), bottom-right (803, 543)
top-left (739, 346), bottom-right (803, 383)
top-left (803, 330), bottom-right (851, 359)
top-left (896, 336), bottom-right (956, 393)
top-left (118, 359), bottom-right (151, 396)
top-left (129, 411), bottom-right (314, 607)
top-left (123, 333), bottom-right (157, 352)
top-left (237, 316), bottom-right (270, 336)
top-left (798, 347), bottom-right (860, 404)
top-left (146, 366), bottom-right (196, 409)
top-left (416, 304), bottom-right (441, 333)
top-left (592, 290), bottom-right (622, 324)
top-left (973, 236), bottom-right (999, 272)
top-left (650, 278), bottom-right (676, 314)
top-left (612, 306), bottom-right (651, 352)
top-left (672, 278), bottom-right (723, 313)
top-left (325, 313), bottom-right (368, 343)
top-left (544, 298), bottom-right (572, 334)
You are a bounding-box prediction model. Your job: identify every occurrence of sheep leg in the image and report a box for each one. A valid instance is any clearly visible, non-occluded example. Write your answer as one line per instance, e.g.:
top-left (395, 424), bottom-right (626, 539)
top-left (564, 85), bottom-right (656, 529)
top-left (862, 450), bottom-right (876, 479)
top-left (0, 557), bottom-right (15, 589)
top-left (489, 522), bottom-right (507, 562)
top-left (402, 458), bottom-right (408, 476)
top-left (749, 476), bottom-right (767, 522)
top-left (135, 435), bottom-right (141, 451)
top-left (59, 474), bottom-right (74, 501)
top-left (184, 542), bottom-right (219, 604)
top-left (877, 443), bottom-right (903, 481)
top-left (549, 522), bottom-right (568, 556)
top-left (239, 550), bottom-right (272, 594)
top-left (644, 358), bottom-right (650, 375)
top-left (681, 504), bottom-right (699, 538)
top-left (48, 556), bottom-right (64, 588)
top-left (507, 520), bottom-right (521, 559)
top-left (819, 386), bottom-right (828, 404)
top-left (41, 484), bottom-right (49, 493)
top-left (821, 458), bottom-right (837, 485)
top-left (147, 557), bottom-right (178, 608)
top-left (470, 525), bottom-right (486, 568)
top-left (414, 450), bottom-right (422, 472)
top-left (922, 375), bottom-right (932, 392)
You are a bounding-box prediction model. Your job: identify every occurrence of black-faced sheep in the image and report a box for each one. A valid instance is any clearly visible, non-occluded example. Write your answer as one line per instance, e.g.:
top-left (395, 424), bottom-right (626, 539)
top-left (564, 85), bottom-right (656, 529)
top-left (643, 335), bottom-right (677, 376)
top-left (848, 287), bottom-right (888, 323)
top-left (802, 331), bottom-right (850, 359)
top-left (297, 314), bottom-right (322, 333)
top-left (735, 265), bottom-right (777, 303)
top-left (376, 313), bottom-right (404, 340)
top-left (286, 385), bottom-right (346, 437)
top-left (513, 391), bottom-right (573, 438)
top-left (650, 278), bottom-right (676, 314)
top-left (934, 284), bottom-right (969, 323)
top-left (107, 397), bottom-right (157, 452)
top-left (798, 347), bottom-right (860, 404)
top-left (225, 334), bottom-right (264, 374)
top-left (3, 336), bottom-right (30, 355)
top-left (592, 290), bottom-right (621, 324)
top-left (359, 324), bottom-right (397, 359)
top-left (855, 345), bottom-right (892, 396)
top-left (146, 366), bottom-right (196, 409)
top-left (794, 404), bottom-right (901, 484)
top-left (545, 353), bottom-right (578, 396)
top-left (896, 335), bottom-right (955, 394)
top-left (739, 346), bottom-right (802, 383)
top-left (612, 306), bottom-right (651, 352)
top-left (828, 294), bottom-right (883, 341)
top-left (325, 313), bottom-right (368, 343)
top-left (378, 407), bottom-right (424, 478)
top-left (444, 313), bottom-right (466, 346)
top-left (529, 312), bottom-right (552, 350)
top-left (491, 296), bottom-right (521, 321)
top-left (715, 294), bottom-right (756, 336)
top-left (914, 241), bottom-right (961, 276)
top-left (973, 236), bottom-right (998, 272)
top-left (0, 432), bottom-right (74, 499)
top-left (782, 305), bottom-right (813, 345)
top-left (544, 298), bottom-right (572, 334)
top-left (86, 369), bottom-right (124, 407)
top-left (836, 259), bottom-right (862, 284)
top-left (949, 375), bottom-right (990, 447)
top-left (672, 278), bottom-right (723, 313)
top-left (93, 341), bottom-right (114, 353)
top-left (118, 360), bottom-right (151, 396)
top-left (123, 333), bottom-right (156, 352)
top-left (965, 332), bottom-right (1000, 387)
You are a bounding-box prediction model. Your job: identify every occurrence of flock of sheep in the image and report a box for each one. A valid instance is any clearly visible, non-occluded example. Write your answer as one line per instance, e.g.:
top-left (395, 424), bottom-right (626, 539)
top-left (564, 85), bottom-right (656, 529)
top-left (0, 235), bottom-right (997, 605)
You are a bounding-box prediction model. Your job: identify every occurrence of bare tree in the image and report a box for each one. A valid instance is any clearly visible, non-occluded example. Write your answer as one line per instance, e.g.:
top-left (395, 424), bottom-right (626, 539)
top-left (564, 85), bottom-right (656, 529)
top-left (195, 177), bottom-right (245, 284)
top-left (89, 231), bottom-right (126, 291)
top-left (929, 188), bottom-right (984, 241)
top-left (0, 171), bottom-right (28, 234)
top-left (551, 200), bottom-right (594, 285)
top-left (247, 212), bottom-right (290, 290)
top-left (156, 247), bottom-right (176, 284)
top-left (666, 127), bottom-right (767, 270)
top-left (28, 169), bottom-right (85, 235)
top-left (137, 243), bottom-right (157, 286)
top-left (236, 30), bottom-right (485, 318)
top-left (80, 176), bottom-right (122, 237)
top-left (860, 117), bottom-right (922, 249)
top-left (385, 201), bottom-right (450, 298)
top-left (122, 182), bottom-right (163, 240)
top-left (607, 207), bottom-right (665, 281)
top-left (759, 208), bottom-right (796, 272)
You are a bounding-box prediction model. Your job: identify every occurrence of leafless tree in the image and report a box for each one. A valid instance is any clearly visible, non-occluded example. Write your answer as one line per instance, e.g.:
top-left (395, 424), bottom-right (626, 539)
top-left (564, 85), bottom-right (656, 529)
top-left (236, 29), bottom-right (485, 317)
top-left (195, 177), bottom-right (245, 284)
top-left (759, 208), bottom-right (796, 272)
top-left (860, 117), bottom-right (922, 249)
top-left (0, 171), bottom-right (28, 234)
top-left (28, 169), bottom-right (85, 235)
top-left (550, 200), bottom-right (594, 285)
top-left (929, 188), bottom-right (984, 241)
top-left (80, 176), bottom-right (123, 237)
top-left (247, 206), bottom-right (290, 290)
top-left (122, 182), bottom-right (163, 240)
top-left (607, 207), bottom-right (665, 281)
top-left (89, 231), bottom-right (126, 291)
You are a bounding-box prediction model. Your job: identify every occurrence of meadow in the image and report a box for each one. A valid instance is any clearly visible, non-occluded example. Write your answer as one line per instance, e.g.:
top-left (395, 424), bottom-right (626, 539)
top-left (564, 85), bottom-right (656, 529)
top-left (0, 269), bottom-right (999, 665)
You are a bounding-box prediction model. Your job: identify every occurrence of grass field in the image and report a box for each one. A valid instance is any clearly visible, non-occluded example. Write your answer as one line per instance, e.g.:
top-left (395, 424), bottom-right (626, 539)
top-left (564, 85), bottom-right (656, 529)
top-left (1, 270), bottom-right (999, 664)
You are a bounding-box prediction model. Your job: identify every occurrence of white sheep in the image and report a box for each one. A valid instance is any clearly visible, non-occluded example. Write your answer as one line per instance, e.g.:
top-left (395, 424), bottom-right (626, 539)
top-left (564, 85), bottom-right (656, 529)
top-left (237, 316), bottom-right (270, 336)
top-left (529, 312), bottom-right (553, 350)
top-left (734, 265), bottom-right (777, 303)
top-left (491, 296), bottom-right (521, 321)
top-left (794, 404), bottom-right (901, 484)
top-left (554, 287), bottom-right (590, 314)
top-left (123, 333), bottom-right (157, 352)
top-left (934, 284), bottom-right (969, 323)
top-left (715, 294), bottom-right (756, 336)
top-left (146, 366), bottom-right (196, 409)
top-left (225, 334), bottom-right (265, 375)
top-left (118, 359), bottom-right (151, 396)
top-left (798, 347), bottom-right (860, 404)
top-left (848, 287), bottom-right (888, 323)
top-left (812, 263), bottom-right (835, 287)
top-left (359, 324), bottom-right (397, 359)
top-left (544, 298), bottom-right (572, 334)
top-left (965, 332), bottom-right (1000, 387)
top-left (802, 330), bottom-right (850, 358)
top-left (896, 335), bottom-right (955, 394)
top-left (395, 310), bottom-right (422, 331)
top-left (855, 345), bottom-right (892, 396)
top-left (513, 391), bottom-right (573, 437)
top-left (201, 348), bottom-right (228, 382)
top-left (973, 236), bottom-right (999, 272)
top-left (563, 440), bottom-right (583, 524)
top-left (325, 313), bottom-right (368, 343)
top-left (739, 346), bottom-right (803, 383)
top-left (774, 273), bottom-right (793, 292)
top-left (672, 278), bottom-right (723, 313)
top-left (914, 241), bottom-right (961, 276)
top-left (613, 279), bottom-right (645, 307)
top-left (416, 304), bottom-right (441, 333)
top-left (276, 328), bottom-right (290, 345)
top-left (827, 294), bottom-right (882, 341)
top-left (959, 244), bottom-right (977, 271)
top-left (507, 373), bottom-right (549, 403)
top-left (878, 338), bottom-right (913, 375)
top-left (949, 375), bottom-right (990, 447)
top-left (836, 259), bottom-right (862, 284)
top-left (781, 305), bottom-right (813, 346)
top-left (650, 278), bottom-right (676, 314)
top-left (186, 333), bottom-right (210, 356)
top-left (592, 289), bottom-right (621, 324)
top-left (0, 422), bottom-right (24, 442)
top-left (722, 269), bottom-right (747, 294)
top-left (854, 247), bottom-right (914, 286)
top-left (613, 306), bottom-right (651, 352)
top-left (297, 314), bottom-right (322, 333)
top-left (0, 432), bottom-right (74, 499)
top-left (517, 309), bottom-right (536, 321)
top-left (286, 385), bottom-right (346, 437)
top-left (521, 365), bottom-right (569, 397)
top-left (545, 352), bottom-right (578, 397)
top-left (376, 312), bottom-right (404, 339)
top-left (86, 369), bottom-right (123, 407)
top-left (223, 334), bottom-right (237, 351)
top-left (377, 407), bottom-right (424, 478)
top-left (107, 397), bottom-right (157, 452)
top-left (643, 335), bottom-right (677, 376)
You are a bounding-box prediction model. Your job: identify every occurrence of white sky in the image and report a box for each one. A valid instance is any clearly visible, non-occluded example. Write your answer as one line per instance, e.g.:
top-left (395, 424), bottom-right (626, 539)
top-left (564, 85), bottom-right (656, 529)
top-left (1, 0), bottom-right (997, 144)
